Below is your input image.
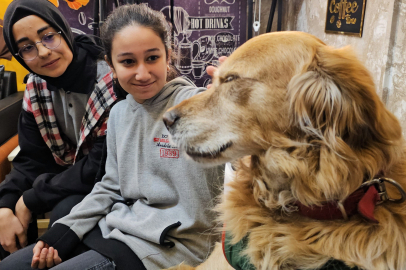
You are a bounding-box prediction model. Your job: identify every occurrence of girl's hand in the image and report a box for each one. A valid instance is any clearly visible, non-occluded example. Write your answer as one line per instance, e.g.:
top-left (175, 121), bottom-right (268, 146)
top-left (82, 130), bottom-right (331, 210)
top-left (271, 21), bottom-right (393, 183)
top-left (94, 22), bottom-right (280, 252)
top-left (15, 196), bottom-right (32, 233)
top-left (32, 241), bottom-right (62, 269)
top-left (0, 208), bottom-right (27, 253)
top-left (206, 56), bottom-right (227, 89)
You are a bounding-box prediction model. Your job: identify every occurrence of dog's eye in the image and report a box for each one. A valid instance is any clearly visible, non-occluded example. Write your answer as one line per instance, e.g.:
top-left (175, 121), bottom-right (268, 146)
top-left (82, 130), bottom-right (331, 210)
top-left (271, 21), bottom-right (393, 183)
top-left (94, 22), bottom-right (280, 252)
top-left (225, 75), bottom-right (236, 82)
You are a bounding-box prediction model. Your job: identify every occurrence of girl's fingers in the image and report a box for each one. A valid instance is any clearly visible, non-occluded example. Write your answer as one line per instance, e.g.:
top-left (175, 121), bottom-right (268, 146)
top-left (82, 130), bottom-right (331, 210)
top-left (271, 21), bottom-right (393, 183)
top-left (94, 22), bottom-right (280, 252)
top-left (206, 66), bottom-right (217, 77)
top-left (46, 247), bottom-right (55, 268)
top-left (31, 256), bottom-right (39, 269)
top-left (16, 229), bottom-right (28, 248)
top-left (37, 248), bottom-right (48, 269)
top-left (54, 249), bottom-right (62, 265)
top-left (31, 242), bottom-right (44, 268)
top-left (31, 241), bottom-right (46, 268)
top-left (32, 245), bottom-right (41, 258)
top-left (219, 56), bottom-right (227, 64)
top-left (32, 241), bottom-right (45, 256)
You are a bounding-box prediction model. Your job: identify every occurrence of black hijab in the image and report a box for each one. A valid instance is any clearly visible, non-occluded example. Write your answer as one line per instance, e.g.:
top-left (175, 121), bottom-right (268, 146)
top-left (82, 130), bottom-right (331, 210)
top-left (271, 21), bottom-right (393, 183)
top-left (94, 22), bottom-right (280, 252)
top-left (3, 0), bottom-right (104, 94)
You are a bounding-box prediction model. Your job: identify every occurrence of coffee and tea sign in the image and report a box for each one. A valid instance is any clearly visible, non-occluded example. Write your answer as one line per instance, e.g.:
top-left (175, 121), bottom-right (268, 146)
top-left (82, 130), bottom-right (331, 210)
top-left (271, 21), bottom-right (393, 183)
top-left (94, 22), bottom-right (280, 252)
top-left (325, 0), bottom-right (367, 37)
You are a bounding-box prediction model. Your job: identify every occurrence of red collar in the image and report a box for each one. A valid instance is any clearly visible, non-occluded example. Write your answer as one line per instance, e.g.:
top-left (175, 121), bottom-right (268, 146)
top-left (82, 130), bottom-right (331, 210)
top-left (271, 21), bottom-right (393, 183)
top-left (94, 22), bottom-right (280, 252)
top-left (295, 178), bottom-right (406, 223)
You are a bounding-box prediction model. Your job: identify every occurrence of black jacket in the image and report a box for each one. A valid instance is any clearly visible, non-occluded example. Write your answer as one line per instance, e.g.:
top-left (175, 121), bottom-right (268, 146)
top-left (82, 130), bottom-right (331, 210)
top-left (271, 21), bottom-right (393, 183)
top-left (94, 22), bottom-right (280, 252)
top-left (0, 110), bottom-right (105, 213)
top-left (40, 223), bottom-right (146, 270)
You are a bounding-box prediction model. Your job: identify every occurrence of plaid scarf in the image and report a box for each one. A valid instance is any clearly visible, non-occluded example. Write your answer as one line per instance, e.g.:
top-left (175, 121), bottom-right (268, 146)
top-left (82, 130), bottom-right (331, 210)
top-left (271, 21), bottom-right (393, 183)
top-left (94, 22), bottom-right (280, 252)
top-left (22, 71), bottom-right (116, 166)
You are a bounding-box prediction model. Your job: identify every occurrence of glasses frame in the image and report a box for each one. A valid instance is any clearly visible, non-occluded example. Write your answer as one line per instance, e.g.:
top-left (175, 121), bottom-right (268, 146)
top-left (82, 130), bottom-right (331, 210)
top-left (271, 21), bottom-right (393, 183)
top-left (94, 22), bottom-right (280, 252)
top-left (15, 31), bottom-right (62, 61)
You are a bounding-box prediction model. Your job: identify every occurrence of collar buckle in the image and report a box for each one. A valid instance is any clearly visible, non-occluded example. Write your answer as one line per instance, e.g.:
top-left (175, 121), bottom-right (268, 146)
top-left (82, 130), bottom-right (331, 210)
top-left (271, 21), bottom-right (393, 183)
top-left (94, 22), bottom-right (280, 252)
top-left (360, 177), bottom-right (406, 204)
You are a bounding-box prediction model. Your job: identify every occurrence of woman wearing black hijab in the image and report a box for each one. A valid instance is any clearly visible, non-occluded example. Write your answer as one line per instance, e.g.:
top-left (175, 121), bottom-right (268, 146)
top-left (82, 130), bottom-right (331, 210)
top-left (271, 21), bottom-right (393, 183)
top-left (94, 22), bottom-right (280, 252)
top-left (0, 0), bottom-right (117, 258)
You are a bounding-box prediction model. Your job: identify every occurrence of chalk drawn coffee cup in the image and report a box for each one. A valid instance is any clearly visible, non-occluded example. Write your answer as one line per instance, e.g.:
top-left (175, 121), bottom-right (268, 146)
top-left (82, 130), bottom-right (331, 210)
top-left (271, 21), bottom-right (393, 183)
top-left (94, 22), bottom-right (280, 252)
top-left (192, 60), bottom-right (206, 79)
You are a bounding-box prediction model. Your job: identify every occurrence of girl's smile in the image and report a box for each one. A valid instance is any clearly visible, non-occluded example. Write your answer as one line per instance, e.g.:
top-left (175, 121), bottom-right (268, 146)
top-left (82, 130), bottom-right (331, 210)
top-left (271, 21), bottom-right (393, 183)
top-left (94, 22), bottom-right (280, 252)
top-left (109, 25), bottom-right (169, 104)
top-left (12, 15), bottom-right (73, 77)
top-left (41, 58), bottom-right (60, 68)
top-left (133, 81), bottom-right (156, 87)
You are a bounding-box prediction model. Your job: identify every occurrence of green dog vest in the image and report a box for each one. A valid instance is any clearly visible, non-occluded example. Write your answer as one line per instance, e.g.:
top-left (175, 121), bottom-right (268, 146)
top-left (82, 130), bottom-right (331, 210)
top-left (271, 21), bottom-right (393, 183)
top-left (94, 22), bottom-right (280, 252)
top-left (222, 231), bottom-right (360, 270)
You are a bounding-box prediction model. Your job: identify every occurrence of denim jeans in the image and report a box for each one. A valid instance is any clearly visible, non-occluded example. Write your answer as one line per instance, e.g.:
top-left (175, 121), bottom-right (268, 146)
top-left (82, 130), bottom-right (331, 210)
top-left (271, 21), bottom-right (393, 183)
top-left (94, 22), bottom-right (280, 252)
top-left (52, 249), bottom-right (115, 270)
top-left (0, 243), bottom-right (115, 270)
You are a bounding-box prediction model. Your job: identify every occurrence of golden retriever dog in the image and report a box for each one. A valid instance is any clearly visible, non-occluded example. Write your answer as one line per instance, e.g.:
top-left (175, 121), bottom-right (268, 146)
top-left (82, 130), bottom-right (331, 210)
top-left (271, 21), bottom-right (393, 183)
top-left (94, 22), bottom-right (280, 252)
top-left (163, 31), bottom-right (406, 270)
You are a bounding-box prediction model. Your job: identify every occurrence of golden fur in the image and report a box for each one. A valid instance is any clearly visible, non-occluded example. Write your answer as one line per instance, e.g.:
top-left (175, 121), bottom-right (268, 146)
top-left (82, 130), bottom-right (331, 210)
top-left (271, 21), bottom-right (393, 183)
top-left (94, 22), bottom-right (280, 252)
top-left (163, 31), bottom-right (406, 270)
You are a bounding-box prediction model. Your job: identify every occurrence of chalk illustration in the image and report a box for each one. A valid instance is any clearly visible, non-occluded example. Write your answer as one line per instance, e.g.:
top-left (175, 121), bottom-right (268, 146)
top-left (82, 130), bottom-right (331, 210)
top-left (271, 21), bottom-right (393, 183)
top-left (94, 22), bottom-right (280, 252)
top-left (161, 6), bottom-right (224, 79)
top-left (215, 32), bottom-right (237, 57)
top-left (174, 7), bottom-right (193, 75)
top-left (204, 0), bottom-right (236, 4)
top-left (191, 36), bottom-right (216, 78)
top-left (71, 27), bottom-right (86, 35)
top-left (192, 35), bottom-right (216, 62)
top-left (203, 78), bottom-right (212, 88)
top-left (78, 12), bottom-right (86, 26)
top-left (158, 0), bottom-right (245, 84)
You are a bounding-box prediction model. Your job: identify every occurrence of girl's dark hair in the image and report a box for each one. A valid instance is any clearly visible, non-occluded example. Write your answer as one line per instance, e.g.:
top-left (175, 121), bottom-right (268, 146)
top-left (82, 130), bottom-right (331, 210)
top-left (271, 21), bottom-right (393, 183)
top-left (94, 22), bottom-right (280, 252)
top-left (101, 4), bottom-right (178, 81)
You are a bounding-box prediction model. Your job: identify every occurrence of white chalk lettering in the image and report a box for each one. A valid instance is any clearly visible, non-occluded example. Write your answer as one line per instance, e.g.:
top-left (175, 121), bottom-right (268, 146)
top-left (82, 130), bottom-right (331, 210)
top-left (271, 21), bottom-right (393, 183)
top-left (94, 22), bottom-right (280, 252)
top-left (209, 6), bottom-right (231, 13)
top-left (204, 18), bottom-right (229, 29)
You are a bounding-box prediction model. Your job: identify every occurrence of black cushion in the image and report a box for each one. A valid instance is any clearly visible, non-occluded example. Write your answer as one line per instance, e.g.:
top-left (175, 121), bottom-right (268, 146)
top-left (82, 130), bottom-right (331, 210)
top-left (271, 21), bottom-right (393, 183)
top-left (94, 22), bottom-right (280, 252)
top-left (1, 71), bottom-right (17, 99)
top-left (0, 65), bottom-right (4, 99)
top-left (0, 91), bottom-right (23, 146)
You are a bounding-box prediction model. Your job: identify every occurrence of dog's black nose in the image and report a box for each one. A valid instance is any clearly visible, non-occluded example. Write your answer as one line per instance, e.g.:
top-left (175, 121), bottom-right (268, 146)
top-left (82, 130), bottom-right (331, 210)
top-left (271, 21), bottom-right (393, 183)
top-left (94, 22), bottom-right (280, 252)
top-left (163, 110), bottom-right (180, 130)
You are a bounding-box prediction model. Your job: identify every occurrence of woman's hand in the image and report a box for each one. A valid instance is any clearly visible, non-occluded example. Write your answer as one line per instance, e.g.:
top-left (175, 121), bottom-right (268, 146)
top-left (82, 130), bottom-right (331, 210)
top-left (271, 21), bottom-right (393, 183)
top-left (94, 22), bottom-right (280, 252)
top-left (32, 241), bottom-right (62, 269)
top-left (15, 196), bottom-right (32, 232)
top-left (206, 56), bottom-right (227, 89)
top-left (0, 207), bottom-right (27, 253)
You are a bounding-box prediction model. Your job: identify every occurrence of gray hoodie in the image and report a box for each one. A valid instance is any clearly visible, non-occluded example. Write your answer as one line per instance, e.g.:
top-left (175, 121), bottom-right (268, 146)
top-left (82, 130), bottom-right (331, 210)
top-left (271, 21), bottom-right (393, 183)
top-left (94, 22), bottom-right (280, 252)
top-left (53, 77), bottom-right (224, 269)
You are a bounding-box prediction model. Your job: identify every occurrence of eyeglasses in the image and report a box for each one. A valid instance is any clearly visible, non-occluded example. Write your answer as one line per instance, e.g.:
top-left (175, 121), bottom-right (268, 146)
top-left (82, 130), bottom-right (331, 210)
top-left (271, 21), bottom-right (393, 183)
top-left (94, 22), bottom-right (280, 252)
top-left (15, 31), bottom-right (62, 61)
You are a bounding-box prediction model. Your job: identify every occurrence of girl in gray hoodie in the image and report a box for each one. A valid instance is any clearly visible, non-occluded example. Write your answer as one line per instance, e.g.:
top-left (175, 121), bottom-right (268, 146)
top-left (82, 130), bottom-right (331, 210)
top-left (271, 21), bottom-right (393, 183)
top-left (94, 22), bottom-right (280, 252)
top-left (0, 4), bottom-right (223, 270)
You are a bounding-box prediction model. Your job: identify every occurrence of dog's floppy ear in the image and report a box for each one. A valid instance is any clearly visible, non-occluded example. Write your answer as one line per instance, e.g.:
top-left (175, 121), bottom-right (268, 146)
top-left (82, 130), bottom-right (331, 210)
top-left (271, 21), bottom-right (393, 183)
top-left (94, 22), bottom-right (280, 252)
top-left (288, 45), bottom-right (401, 152)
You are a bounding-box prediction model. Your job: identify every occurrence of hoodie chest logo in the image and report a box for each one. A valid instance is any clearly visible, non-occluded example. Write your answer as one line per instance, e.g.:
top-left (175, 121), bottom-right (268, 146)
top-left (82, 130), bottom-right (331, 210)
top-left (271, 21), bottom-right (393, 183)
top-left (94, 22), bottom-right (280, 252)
top-left (154, 134), bottom-right (179, 159)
